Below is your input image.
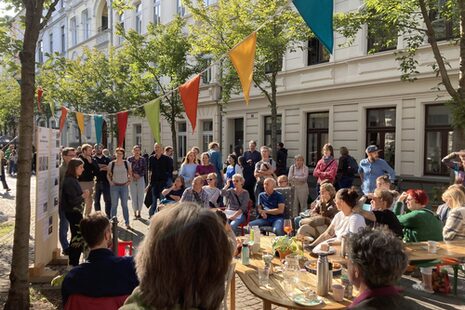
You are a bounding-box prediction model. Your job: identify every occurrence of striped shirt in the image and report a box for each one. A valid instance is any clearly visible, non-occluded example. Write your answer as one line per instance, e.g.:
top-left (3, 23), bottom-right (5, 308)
top-left (443, 206), bottom-right (465, 241)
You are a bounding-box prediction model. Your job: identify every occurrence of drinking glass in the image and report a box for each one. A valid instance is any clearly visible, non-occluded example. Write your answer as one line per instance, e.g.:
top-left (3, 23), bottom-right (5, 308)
top-left (283, 219), bottom-right (293, 236)
top-left (258, 267), bottom-right (270, 287)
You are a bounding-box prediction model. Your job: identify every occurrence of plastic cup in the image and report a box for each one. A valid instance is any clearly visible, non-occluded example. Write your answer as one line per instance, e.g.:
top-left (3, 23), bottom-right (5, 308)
top-left (258, 267), bottom-right (270, 287)
top-left (427, 241), bottom-right (437, 254)
top-left (332, 284), bottom-right (344, 302)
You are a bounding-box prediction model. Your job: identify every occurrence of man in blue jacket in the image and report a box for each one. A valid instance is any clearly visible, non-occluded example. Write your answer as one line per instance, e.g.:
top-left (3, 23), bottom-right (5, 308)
top-left (208, 141), bottom-right (223, 188)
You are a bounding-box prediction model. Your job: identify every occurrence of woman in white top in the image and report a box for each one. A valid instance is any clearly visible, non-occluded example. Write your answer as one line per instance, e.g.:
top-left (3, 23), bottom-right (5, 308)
top-left (310, 188), bottom-right (366, 247)
top-left (288, 154), bottom-right (309, 214)
top-left (442, 185), bottom-right (465, 241)
top-left (202, 172), bottom-right (222, 208)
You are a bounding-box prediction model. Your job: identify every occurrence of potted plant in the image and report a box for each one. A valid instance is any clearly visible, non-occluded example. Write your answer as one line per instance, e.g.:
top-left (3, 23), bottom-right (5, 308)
top-left (272, 235), bottom-right (301, 259)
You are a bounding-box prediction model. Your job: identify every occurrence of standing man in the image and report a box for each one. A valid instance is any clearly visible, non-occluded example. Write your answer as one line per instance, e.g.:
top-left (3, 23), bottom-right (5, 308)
top-left (358, 145), bottom-right (396, 195)
top-left (208, 142), bottom-right (223, 188)
top-left (243, 140), bottom-right (261, 204)
top-left (147, 143), bottom-right (173, 218)
top-left (254, 146), bottom-right (276, 203)
top-left (78, 144), bottom-right (100, 216)
top-left (59, 147), bottom-right (76, 255)
top-left (93, 144), bottom-right (112, 217)
top-left (276, 142), bottom-right (288, 176)
top-left (0, 145), bottom-right (10, 192)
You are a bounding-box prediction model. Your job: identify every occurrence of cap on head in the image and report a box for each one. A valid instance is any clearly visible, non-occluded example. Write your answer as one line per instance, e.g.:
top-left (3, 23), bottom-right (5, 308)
top-left (366, 145), bottom-right (380, 154)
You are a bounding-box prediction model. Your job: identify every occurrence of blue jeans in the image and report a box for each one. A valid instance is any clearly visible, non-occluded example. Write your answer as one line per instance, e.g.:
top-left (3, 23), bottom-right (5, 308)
top-left (130, 178), bottom-right (145, 213)
top-left (58, 208), bottom-right (69, 251)
top-left (94, 181), bottom-right (111, 217)
top-left (249, 217), bottom-right (285, 236)
top-left (149, 181), bottom-right (165, 217)
top-left (229, 213), bottom-right (246, 236)
top-left (110, 185), bottom-right (129, 225)
top-left (294, 215), bottom-right (303, 230)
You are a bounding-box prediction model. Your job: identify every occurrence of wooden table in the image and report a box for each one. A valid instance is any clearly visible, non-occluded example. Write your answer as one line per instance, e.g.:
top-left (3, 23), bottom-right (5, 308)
top-left (405, 240), bottom-right (465, 261)
top-left (231, 236), bottom-right (352, 310)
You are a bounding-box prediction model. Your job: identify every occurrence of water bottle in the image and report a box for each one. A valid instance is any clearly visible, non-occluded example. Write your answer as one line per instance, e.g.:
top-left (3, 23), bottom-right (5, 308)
top-left (316, 253), bottom-right (329, 296)
top-left (241, 242), bottom-right (250, 265)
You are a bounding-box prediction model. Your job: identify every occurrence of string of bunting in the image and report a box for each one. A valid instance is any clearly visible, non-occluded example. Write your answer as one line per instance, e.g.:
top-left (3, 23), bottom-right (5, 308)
top-left (53, 0), bottom-right (333, 146)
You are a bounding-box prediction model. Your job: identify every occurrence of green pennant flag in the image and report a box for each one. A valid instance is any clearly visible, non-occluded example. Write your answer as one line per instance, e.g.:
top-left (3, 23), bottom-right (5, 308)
top-left (144, 99), bottom-right (161, 143)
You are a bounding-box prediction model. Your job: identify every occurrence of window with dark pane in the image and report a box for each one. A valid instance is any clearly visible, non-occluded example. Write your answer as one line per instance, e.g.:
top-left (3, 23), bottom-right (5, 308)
top-left (366, 108), bottom-right (396, 168)
top-left (306, 112), bottom-right (329, 167)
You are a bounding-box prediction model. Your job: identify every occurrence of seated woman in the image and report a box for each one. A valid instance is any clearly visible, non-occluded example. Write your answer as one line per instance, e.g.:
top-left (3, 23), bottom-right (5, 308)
top-left (160, 176), bottom-right (185, 205)
top-left (203, 172), bottom-right (222, 208)
top-left (195, 152), bottom-right (216, 184)
top-left (221, 174), bottom-right (250, 235)
top-left (394, 189), bottom-right (443, 242)
top-left (296, 183), bottom-right (337, 239)
top-left (358, 189), bottom-right (403, 238)
top-left (347, 227), bottom-right (427, 309)
top-left (442, 185), bottom-right (465, 241)
top-left (309, 188), bottom-right (366, 248)
top-left (121, 202), bottom-right (233, 309)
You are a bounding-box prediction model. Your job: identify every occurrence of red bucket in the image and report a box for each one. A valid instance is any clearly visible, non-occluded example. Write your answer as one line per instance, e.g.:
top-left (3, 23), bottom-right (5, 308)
top-left (117, 241), bottom-right (133, 256)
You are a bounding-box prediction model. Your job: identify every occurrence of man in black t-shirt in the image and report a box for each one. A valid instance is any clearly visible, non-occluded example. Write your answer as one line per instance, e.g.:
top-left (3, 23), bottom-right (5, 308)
top-left (147, 143), bottom-right (173, 218)
top-left (78, 144), bottom-right (100, 216)
top-left (93, 144), bottom-right (112, 217)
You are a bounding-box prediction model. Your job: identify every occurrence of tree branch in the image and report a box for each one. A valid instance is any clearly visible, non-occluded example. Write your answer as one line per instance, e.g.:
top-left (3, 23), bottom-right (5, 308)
top-left (40, 0), bottom-right (60, 30)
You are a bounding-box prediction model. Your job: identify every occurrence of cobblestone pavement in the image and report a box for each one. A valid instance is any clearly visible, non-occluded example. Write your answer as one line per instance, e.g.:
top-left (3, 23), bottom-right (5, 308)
top-left (0, 174), bottom-right (464, 309)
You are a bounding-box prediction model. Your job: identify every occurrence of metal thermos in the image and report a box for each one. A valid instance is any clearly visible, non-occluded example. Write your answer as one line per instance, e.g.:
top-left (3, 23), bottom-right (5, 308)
top-left (327, 262), bottom-right (333, 292)
top-left (316, 253), bottom-right (329, 296)
top-left (341, 234), bottom-right (348, 258)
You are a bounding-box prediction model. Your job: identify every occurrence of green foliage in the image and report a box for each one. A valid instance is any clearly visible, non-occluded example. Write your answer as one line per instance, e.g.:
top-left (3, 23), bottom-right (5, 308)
top-left (0, 76), bottom-right (21, 133)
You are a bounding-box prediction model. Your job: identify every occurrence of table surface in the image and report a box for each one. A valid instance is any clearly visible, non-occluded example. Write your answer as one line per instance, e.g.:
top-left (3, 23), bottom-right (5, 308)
top-left (234, 236), bottom-right (352, 310)
top-left (405, 240), bottom-right (465, 261)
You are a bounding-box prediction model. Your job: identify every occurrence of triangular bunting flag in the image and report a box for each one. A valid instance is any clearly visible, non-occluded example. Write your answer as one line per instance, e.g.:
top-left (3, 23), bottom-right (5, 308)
top-left (37, 86), bottom-right (43, 113)
top-left (144, 99), bottom-right (161, 143)
top-left (293, 0), bottom-right (333, 53)
top-left (117, 111), bottom-right (129, 147)
top-left (94, 115), bottom-right (104, 145)
top-left (49, 102), bottom-right (55, 117)
top-left (228, 32), bottom-right (257, 104)
top-left (59, 106), bottom-right (68, 134)
top-left (75, 112), bottom-right (85, 136)
top-left (179, 75), bottom-right (201, 133)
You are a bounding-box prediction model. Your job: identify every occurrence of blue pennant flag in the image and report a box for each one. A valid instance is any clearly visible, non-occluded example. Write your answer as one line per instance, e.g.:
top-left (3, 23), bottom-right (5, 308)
top-left (94, 115), bottom-right (104, 145)
top-left (293, 0), bottom-right (334, 54)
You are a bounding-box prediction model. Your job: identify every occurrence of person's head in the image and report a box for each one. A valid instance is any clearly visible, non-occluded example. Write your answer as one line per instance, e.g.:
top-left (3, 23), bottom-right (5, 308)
top-left (192, 176), bottom-right (204, 192)
top-left (206, 172), bottom-right (217, 187)
top-left (365, 145), bottom-right (380, 161)
top-left (277, 175), bottom-right (288, 187)
top-left (231, 174), bottom-right (244, 189)
top-left (442, 185), bottom-right (465, 209)
top-left (81, 144), bottom-right (93, 156)
top-left (9, 144), bottom-right (14, 150)
top-left (227, 154), bottom-right (237, 166)
top-left (114, 147), bottom-right (125, 159)
top-left (277, 142), bottom-right (284, 149)
top-left (294, 154), bottom-right (304, 167)
top-left (79, 212), bottom-right (111, 249)
top-left (164, 146), bottom-right (173, 157)
top-left (201, 152), bottom-right (210, 165)
top-left (208, 142), bottom-right (219, 150)
top-left (238, 156), bottom-right (246, 167)
top-left (319, 183), bottom-right (336, 202)
top-left (94, 144), bottom-right (104, 155)
top-left (335, 188), bottom-right (359, 215)
top-left (191, 146), bottom-right (200, 157)
top-left (135, 203), bottom-right (232, 309)
top-left (260, 146), bottom-right (270, 159)
top-left (263, 177), bottom-right (276, 195)
top-left (153, 143), bottom-right (163, 155)
top-left (340, 146), bottom-right (349, 156)
top-left (376, 175), bottom-right (392, 190)
top-left (174, 176), bottom-right (185, 189)
top-left (65, 158), bottom-right (84, 178)
top-left (405, 189), bottom-right (428, 211)
top-left (322, 143), bottom-right (334, 157)
top-left (371, 189), bottom-right (394, 211)
top-left (61, 147), bottom-right (76, 164)
top-left (184, 151), bottom-right (196, 164)
top-left (458, 150), bottom-right (465, 163)
top-left (132, 145), bottom-right (141, 156)
top-left (248, 140), bottom-right (257, 151)
top-left (348, 227), bottom-right (408, 290)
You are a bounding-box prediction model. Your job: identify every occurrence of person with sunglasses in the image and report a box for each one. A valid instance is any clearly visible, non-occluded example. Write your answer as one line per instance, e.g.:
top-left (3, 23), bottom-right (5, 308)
top-left (221, 174), bottom-right (250, 235)
top-left (203, 173), bottom-right (222, 208)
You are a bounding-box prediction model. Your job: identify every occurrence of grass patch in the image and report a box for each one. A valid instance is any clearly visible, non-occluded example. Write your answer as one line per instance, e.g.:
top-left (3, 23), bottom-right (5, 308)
top-left (0, 222), bottom-right (14, 239)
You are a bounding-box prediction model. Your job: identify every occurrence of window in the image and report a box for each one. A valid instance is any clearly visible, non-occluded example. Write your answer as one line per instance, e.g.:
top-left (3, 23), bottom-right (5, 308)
top-left (135, 4), bottom-right (142, 34)
top-left (85, 116), bottom-right (92, 139)
top-left (153, 0), bottom-right (161, 25)
top-left (424, 104), bottom-right (453, 175)
top-left (203, 0), bottom-right (211, 5)
top-left (308, 38), bottom-right (329, 65)
top-left (38, 40), bottom-right (44, 64)
top-left (201, 120), bottom-right (213, 152)
top-left (264, 115), bottom-right (282, 148)
top-left (366, 108), bottom-right (396, 168)
top-left (306, 112), bottom-right (329, 167)
top-left (177, 0), bottom-right (185, 17)
top-left (234, 118), bottom-right (244, 151)
top-left (134, 124), bottom-right (142, 146)
top-left (177, 122), bottom-right (187, 161)
top-left (82, 9), bottom-right (90, 40)
top-left (429, 0), bottom-right (459, 41)
top-left (70, 17), bottom-right (77, 45)
top-left (49, 33), bottom-right (53, 53)
top-left (101, 2), bottom-right (109, 31)
top-left (61, 26), bottom-right (65, 53)
top-left (367, 23), bottom-right (397, 53)
top-left (202, 59), bottom-right (212, 84)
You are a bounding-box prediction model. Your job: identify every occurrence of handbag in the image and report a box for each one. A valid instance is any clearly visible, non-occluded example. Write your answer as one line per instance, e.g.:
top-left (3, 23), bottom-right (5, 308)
top-left (144, 185), bottom-right (153, 208)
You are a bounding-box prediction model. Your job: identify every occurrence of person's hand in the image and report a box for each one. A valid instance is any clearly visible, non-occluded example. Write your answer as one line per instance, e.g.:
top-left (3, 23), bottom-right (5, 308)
top-left (226, 179), bottom-right (231, 187)
top-left (259, 210), bottom-right (267, 219)
top-left (144, 185), bottom-right (150, 192)
top-left (398, 191), bottom-right (408, 202)
top-left (133, 173), bottom-right (140, 180)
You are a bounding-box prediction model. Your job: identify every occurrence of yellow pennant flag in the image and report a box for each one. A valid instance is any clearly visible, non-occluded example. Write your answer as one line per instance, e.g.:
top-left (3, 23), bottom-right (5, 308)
top-left (144, 99), bottom-right (161, 143)
top-left (49, 102), bottom-right (55, 117)
top-left (228, 32), bottom-right (257, 104)
top-left (75, 112), bottom-right (85, 135)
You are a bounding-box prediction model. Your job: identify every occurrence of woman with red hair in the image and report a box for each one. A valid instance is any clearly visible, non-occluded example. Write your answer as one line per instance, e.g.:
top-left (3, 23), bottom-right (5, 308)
top-left (394, 189), bottom-right (443, 243)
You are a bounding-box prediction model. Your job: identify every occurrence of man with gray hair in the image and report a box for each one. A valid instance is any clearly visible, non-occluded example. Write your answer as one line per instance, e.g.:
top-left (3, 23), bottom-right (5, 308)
top-left (254, 146), bottom-right (276, 202)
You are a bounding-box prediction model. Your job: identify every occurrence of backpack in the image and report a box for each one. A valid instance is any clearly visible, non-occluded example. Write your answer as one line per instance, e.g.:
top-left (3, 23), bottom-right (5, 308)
top-left (110, 160), bottom-right (129, 175)
top-left (347, 156), bottom-right (358, 175)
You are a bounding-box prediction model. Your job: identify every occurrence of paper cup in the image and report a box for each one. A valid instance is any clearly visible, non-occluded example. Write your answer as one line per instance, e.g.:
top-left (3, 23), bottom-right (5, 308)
top-left (332, 284), bottom-right (344, 302)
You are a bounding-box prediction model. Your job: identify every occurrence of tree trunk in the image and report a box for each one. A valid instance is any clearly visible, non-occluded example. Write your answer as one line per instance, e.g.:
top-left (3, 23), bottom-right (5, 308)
top-left (270, 72), bottom-right (278, 161)
top-left (5, 1), bottom-right (44, 309)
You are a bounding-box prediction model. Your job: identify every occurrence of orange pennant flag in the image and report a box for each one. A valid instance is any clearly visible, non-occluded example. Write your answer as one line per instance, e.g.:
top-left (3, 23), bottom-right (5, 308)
top-left (59, 106), bottom-right (68, 134)
top-left (179, 74), bottom-right (201, 133)
top-left (228, 32), bottom-right (257, 104)
top-left (75, 112), bottom-right (85, 136)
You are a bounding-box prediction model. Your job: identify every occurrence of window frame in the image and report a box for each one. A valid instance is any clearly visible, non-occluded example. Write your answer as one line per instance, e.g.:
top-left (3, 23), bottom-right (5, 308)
top-left (306, 112), bottom-right (329, 167)
top-left (135, 3), bottom-right (143, 34)
top-left (81, 9), bottom-right (90, 40)
top-left (201, 120), bottom-right (214, 152)
top-left (70, 17), bottom-right (77, 46)
top-left (366, 107), bottom-right (396, 169)
top-left (153, 0), bottom-right (161, 25)
top-left (307, 38), bottom-right (330, 66)
top-left (263, 115), bottom-right (282, 148)
top-left (177, 121), bottom-right (187, 161)
top-left (60, 25), bottom-right (65, 54)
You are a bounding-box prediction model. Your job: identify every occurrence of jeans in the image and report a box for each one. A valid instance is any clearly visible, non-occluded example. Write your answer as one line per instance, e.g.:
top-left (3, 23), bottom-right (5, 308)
top-left (8, 161), bottom-right (16, 175)
top-left (64, 210), bottom-right (83, 266)
top-left (129, 178), bottom-right (145, 213)
top-left (110, 185), bottom-right (129, 225)
top-left (58, 208), bottom-right (69, 251)
top-left (249, 217), bottom-right (285, 236)
top-left (0, 165), bottom-right (9, 190)
top-left (149, 181), bottom-right (165, 217)
top-left (94, 181), bottom-right (111, 217)
top-left (229, 213), bottom-right (246, 236)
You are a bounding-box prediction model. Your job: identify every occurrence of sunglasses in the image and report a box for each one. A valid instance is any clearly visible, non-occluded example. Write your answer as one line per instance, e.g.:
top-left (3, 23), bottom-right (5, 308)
top-left (232, 180), bottom-right (239, 183)
top-left (207, 178), bottom-right (215, 181)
